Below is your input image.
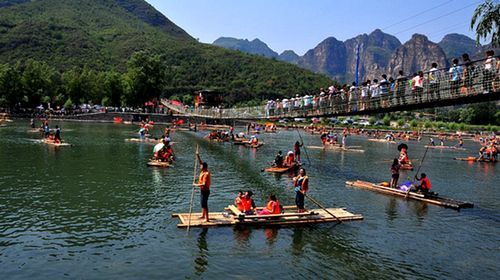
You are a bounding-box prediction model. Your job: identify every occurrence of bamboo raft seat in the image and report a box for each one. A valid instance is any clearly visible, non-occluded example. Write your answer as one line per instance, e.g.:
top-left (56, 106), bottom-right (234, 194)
top-left (346, 180), bottom-right (473, 210)
top-left (172, 205), bottom-right (363, 228)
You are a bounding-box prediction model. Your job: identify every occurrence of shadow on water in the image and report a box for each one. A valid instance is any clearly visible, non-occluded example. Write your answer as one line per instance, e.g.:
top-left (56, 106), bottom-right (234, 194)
top-left (194, 228), bottom-right (209, 276)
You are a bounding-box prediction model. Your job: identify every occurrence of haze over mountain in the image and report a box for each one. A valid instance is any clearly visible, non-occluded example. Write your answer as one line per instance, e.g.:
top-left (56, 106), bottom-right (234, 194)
top-left (0, 0), bottom-right (333, 103)
top-left (213, 30), bottom-right (495, 83)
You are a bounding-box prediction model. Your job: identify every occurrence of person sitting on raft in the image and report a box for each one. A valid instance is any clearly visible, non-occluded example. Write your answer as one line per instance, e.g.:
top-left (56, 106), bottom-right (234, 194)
top-left (399, 147), bottom-right (410, 165)
top-left (284, 151), bottom-right (295, 167)
top-left (258, 194), bottom-right (281, 215)
top-left (249, 136), bottom-right (258, 145)
top-left (457, 137), bottom-right (464, 148)
top-left (478, 146), bottom-right (487, 161)
top-left (241, 191), bottom-right (256, 215)
top-left (429, 137), bottom-right (435, 146)
top-left (413, 173), bottom-right (432, 195)
top-left (273, 151), bottom-right (284, 167)
top-left (390, 158), bottom-right (400, 188)
top-left (234, 191), bottom-right (244, 212)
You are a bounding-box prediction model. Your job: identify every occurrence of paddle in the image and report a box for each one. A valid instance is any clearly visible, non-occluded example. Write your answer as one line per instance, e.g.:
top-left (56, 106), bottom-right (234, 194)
top-left (304, 193), bottom-right (342, 224)
top-left (405, 145), bottom-right (430, 197)
top-left (187, 145), bottom-right (199, 233)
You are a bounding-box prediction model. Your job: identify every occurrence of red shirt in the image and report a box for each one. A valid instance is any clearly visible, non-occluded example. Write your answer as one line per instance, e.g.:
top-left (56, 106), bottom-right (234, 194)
top-left (420, 178), bottom-right (431, 190)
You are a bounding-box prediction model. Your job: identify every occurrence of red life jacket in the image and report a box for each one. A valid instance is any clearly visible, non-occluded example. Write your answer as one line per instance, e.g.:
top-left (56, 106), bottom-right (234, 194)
top-left (421, 178), bottom-right (432, 190)
top-left (241, 197), bottom-right (253, 212)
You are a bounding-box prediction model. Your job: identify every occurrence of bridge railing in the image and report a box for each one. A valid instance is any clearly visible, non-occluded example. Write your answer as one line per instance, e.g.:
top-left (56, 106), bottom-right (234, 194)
top-left (170, 57), bottom-right (499, 119)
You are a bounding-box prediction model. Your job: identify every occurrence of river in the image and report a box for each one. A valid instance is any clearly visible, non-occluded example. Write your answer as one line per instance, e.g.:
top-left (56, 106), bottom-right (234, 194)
top-left (0, 121), bottom-right (498, 279)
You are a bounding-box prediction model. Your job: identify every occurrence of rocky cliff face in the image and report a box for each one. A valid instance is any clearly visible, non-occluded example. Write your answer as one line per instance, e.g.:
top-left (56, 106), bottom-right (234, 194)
top-left (278, 50), bottom-right (300, 64)
top-left (439, 33), bottom-right (480, 60)
top-left (387, 34), bottom-right (448, 77)
top-left (213, 30), bottom-right (490, 83)
top-left (213, 37), bottom-right (278, 58)
top-left (344, 29), bottom-right (401, 82)
top-left (298, 37), bottom-right (347, 81)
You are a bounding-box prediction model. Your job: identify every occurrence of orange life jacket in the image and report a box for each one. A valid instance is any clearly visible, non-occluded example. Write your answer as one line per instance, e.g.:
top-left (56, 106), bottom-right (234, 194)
top-left (266, 200), bottom-right (281, 214)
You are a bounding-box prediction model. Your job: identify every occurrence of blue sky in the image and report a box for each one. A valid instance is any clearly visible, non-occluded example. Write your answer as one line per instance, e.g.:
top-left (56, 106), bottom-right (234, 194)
top-left (146, 0), bottom-right (480, 55)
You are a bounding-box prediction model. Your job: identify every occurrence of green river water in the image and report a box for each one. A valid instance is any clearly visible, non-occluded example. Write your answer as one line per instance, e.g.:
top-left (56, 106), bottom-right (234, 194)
top-left (0, 121), bottom-right (498, 279)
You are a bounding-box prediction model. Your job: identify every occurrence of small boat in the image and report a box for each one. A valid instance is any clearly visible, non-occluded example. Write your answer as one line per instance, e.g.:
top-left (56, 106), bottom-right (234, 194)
top-left (172, 205), bottom-right (363, 228)
top-left (346, 180), bottom-right (473, 210)
top-left (367, 139), bottom-right (396, 144)
top-left (264, 163), bottom-right (299, 174)
top-left (307, 145), bottom-right (365, 153)
top-left (147, 160), bottom-right (171, 168)
top-left (425, 145), bottom-right (466, 151)
top-left (454, 156), bottom-right (497, 163)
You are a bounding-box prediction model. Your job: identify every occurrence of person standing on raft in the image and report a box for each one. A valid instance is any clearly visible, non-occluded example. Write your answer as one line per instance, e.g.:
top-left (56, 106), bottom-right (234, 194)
top-left (193, 152), bottom-right (211, 222)
top-left (294, 141), bottom-right (303, 163)
top-left (390, 158), bottom-right (400, 188)
top-left (293, 168), bottom-right (309, 213)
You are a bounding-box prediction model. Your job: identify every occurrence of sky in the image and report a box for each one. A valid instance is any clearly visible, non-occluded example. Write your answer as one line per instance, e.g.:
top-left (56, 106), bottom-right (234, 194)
top-left (146, 0), bottom-right (481, 55)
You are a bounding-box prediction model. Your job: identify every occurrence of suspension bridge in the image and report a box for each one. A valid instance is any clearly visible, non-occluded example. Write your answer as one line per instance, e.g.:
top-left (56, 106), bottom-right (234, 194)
top-left (162, 58), bottom-right (499, 120)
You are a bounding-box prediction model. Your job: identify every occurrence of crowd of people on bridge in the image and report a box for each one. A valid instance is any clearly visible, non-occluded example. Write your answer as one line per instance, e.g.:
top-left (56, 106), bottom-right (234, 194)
top-left (266, 51), bottom-right (499, 117)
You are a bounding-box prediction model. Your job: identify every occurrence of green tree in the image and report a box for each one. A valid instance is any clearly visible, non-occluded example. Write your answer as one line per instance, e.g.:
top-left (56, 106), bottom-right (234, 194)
top-left (20, 60), bottom-right (57, 107)
top-left (471, 0), bottom-right (500, 46)
top-left (125, 51), bottom-right (166, 106)
top-left (0, 63), bottom-right (22, 108)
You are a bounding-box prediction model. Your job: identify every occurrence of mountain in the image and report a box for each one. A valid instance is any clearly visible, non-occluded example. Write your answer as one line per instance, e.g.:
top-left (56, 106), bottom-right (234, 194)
top-left (298, 37), bottom-right (347, 81)
top-left (438, 33), bottom-right (500, 61)
top-left (213, 37), bottom-right (278, 58)
top-left (0, 0), bottom-right (193, 69)
top-left (0, 0), bottom-right (333, 104)
top-left (212, 30), bottom-right (496, 83)
top-left (387, 34), bottom-right (448, 77)
top-left (343, 29), bottom-right (401, 82)
top-left (278, 50), bottom-right (300, 64)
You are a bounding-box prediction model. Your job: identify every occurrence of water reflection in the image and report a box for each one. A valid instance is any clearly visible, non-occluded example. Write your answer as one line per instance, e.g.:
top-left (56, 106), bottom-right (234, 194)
top-left (194, 228), bottom-right (209, 276)
top-left (385, 198), bottom-right (398, 221)
top-left (264, 228), bottom-right (278, 245)
top-left (291, 227), bottom-right (305, 257)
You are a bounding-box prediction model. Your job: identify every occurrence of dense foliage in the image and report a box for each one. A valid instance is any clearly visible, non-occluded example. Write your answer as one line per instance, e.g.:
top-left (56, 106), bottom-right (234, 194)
top-left (0, 0), bottom-right (334, 107)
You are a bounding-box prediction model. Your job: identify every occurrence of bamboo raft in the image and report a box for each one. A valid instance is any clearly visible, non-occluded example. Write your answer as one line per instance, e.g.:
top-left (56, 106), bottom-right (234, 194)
top-left (425, 145), bottom-right (466, 151)
top-left (125, 138), bottom-right (158, 144)
top-left (346, 180), bottom-right (473, 209)
top-left (172, 205), bottom-right (363, 228)
top-left (307, 145), bottom-right (365, 153)
top-left (454, 157), bottom-right (497, 163)
top-left (147, 160), bottom-right (171, 168)
top-left (367, 139), bottom-right (396, 144)
top-left (42, 139), bottom-right (71, 147)
top-left (264, 163), bottom-right (299, 173)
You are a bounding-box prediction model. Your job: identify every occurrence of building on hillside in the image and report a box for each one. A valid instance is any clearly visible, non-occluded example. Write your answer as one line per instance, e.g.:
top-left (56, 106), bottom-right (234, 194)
top-left (194, 90), bottom-right (224, 109)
